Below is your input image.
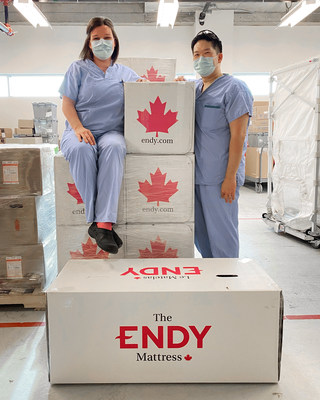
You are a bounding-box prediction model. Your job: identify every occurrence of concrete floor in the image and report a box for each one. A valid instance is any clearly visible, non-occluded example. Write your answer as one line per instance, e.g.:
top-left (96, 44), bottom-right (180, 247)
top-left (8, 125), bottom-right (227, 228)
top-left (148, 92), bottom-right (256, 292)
top-left (1, 184), bottom-right (319, 400)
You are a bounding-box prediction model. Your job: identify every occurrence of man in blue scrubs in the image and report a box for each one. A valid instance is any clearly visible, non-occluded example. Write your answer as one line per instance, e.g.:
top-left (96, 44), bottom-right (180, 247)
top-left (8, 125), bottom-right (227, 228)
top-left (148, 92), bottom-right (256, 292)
top-left (192, 30), bottom-right (253, 258)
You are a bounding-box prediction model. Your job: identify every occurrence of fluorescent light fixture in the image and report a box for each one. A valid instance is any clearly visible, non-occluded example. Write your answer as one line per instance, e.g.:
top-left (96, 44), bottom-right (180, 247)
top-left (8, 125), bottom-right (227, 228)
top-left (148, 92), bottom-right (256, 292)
top-left (13, 0), bottom-right (51, 28)
top-left (279, 0), bottom-right (320, 27)
top-left (157, 0), bottom-right (179, 28)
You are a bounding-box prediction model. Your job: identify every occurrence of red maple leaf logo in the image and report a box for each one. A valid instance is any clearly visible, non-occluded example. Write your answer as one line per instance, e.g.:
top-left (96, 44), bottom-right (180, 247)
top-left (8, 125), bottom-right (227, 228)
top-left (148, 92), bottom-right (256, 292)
top-left (67, 183), bottom-right (83, 204)
top-left (138, 168), bottom-right (178, 206)
top-left (70, 238), bottom-right (110, 259)
top-left (139, 236), bottom-right (178, 258)
top-left (141, 66), bottom-right (165, 82)
top-left (137, 96), bottom-right (178, 138)
top-left (184, 354), bottom-right (192, 361)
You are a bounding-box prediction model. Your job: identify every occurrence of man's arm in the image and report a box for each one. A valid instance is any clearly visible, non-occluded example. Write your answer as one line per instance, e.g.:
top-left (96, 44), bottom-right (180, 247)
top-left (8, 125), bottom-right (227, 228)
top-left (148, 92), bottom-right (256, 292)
top-left (221, 113), bottom-right (249, 203)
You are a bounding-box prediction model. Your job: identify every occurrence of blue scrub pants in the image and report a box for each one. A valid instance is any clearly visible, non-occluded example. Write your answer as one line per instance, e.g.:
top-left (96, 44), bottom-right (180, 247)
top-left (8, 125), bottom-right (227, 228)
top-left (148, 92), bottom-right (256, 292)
top-left (195, 184), bottom-right (240, 258)
top-left (60, 130), bottom-right (126, 224)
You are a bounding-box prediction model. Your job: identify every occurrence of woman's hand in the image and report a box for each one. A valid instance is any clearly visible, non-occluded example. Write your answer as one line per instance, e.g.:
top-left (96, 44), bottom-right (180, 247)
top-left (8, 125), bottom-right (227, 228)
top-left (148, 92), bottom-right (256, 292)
top-left (221, 176), bottom-right (236, 204)
top-left (136, 78), bottom-right (147, 82)
top-left (75, 126), bottom-right (96, 145)
top-left (175, 76), bottom-right (186, 82)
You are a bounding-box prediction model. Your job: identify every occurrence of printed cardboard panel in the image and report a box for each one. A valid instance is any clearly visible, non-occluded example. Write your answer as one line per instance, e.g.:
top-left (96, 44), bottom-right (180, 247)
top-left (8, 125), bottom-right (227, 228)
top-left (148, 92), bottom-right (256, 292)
top-left (118, 58), bottom-right (176, 82)
top-left (125, 154), bottom-right (194, 223)
top-left (125, 223), bottom-right (194, 259)
top-left (54, 154), bottom-right (125, 226)
top-left (124, 82), bottom-right (195, 154)
top-left (56, 224), bottom-right (125, 272)
top-left (47, 258), bottom-right (282, 384)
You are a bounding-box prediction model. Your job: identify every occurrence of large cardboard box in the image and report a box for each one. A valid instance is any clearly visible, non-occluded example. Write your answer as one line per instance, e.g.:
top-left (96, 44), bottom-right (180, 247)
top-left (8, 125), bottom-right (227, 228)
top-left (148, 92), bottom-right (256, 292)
top-left (5, 137), bottom-right (43, 144)
top-left (18, 120), bottom-right (34, 129)
top-left (14, 128), bottom-right (34, 136)
top-left (54, 154), bottom-right (125, 226)
top-left (46, 258), bottom-right (283, 384)
top-left (0, 144), bottom-right (56, 196)
top-left (0, 233), bottom-right (57, 290)
top-left (125, 223), bottom-right (194, 259)
top-left (0, 193), bottom-right (56, 245)
top-left (125, 154), bottom-right (194, 223)
top-left (0, 128), bottom-right (13, 139)
top-left (245, 147), bottom-right (268, 179)
top-left (119, 58), bottom-right (176, 82)
top-left (124, 82), bottom-right (195, 154)
top-left (56, 224), bottom-right (125, 272)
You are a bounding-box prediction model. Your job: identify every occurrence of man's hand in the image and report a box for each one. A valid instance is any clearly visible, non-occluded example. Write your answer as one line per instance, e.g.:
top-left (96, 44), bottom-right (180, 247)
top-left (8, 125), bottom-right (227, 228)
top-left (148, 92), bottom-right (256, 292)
top-left (221, 176), bottom-right (236, 204)
top-left (75, 127), bottom-right (96, 145)
top-left (174, 76), bottom-right (186, 82)
top-left (136, 79), bottom-right (147, 82)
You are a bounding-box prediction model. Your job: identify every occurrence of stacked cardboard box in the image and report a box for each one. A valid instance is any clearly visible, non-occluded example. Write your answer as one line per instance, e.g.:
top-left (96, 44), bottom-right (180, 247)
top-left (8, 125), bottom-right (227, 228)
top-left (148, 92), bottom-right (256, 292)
top-left (54, 155), bottom-right (125, 272)
top-left (118, 58), bottom-right (176, 82)
top-left (33, 102), bottom-right (59, 144)
top-left (246, 101), bottom-right (269, 180)
top-left (15, 119), bottom-right (35, 137)
top-left (124, 81), bottom-right (195, 259)
top-left (0, 145), bottom-right (58, 292)
top-left (0, 128), bottom-right (13, 144)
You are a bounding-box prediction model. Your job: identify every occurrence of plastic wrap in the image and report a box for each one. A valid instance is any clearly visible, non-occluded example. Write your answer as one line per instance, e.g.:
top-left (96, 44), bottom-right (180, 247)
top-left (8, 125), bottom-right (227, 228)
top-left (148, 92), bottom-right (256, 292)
top-left (118, 57), bottom-right (176, 82)
top-left (56, 223), bottom-right (194, 272)
top-left (32, 102), bottom-right (57, 120)
top-left (54, 153), bottom-right (125, 226)
top-left (0, 144), bottom-right (57, 196)
top-left (0, 231), bottom-right (57, 291)
top-left (0, 192), bottom-right (56, 245)
top-left (124, 82), bottom-right (195, 154)
top-left (125, 154), bottom-right (194, 223)
top-left (270, 57), bottom-right (320, 231)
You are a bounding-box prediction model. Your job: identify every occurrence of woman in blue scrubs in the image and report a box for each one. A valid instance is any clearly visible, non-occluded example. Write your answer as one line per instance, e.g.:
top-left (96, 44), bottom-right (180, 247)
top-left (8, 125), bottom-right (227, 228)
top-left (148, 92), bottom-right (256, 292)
top-left (60, 17), bottom-right (141, 254)
top-left (191, 30), bottom-right (253, 258)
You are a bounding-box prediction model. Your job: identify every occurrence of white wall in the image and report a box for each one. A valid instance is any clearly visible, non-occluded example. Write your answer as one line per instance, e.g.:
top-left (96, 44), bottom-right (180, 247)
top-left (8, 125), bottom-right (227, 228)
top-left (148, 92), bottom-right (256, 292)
top-left (1, 23), bottom-right (320, 136)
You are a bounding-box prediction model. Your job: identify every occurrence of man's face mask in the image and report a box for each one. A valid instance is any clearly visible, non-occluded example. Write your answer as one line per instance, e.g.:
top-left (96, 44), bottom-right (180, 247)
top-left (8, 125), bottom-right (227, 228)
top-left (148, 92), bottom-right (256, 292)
top-left (193, 55), bottom-right (218, 77)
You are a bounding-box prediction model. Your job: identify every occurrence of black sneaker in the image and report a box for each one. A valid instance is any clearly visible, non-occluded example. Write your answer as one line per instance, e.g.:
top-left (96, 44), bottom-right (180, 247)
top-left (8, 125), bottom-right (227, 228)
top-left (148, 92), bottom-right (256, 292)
top-left (112, 228), bottom-right (123, 249)
top-left (88, 223), bottom-right (118, 254)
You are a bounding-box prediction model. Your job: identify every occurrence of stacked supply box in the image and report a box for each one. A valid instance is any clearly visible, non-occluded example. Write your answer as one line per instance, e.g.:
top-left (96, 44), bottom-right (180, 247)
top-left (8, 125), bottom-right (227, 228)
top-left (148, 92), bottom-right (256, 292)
top-left (15, 119), bottom-right (35, 137)
top-left (0, 145), bottom-right (58, 293)
top-left (54, 154), bottom-right (125, 272)
top-left (119, 58), bottom-right (176, 82)
top-left (124, 81), bottom-right (195, 258)
top-left (0, 128), bottom-right (13, 144)
top-left (33, 102), bottom-right (59, 145)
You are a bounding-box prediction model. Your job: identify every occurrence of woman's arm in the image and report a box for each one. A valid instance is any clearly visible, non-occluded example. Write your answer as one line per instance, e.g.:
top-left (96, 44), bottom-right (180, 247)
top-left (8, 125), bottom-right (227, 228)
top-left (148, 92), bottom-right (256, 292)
top-left (62, 95), bottom-right (96, 145)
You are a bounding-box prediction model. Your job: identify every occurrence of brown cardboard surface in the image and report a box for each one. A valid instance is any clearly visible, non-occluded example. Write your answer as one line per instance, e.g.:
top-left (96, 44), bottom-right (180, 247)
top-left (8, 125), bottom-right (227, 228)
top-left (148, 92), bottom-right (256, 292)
top-left (245, 147), bottom-right (268, 179)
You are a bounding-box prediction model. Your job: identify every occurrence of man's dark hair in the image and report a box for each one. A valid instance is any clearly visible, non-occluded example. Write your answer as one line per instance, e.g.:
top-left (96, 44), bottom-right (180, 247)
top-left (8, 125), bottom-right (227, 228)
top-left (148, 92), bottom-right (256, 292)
top-left (191, 30), bottom-right (222, 54)
top-left (80, 17), bottom-right (119, 62)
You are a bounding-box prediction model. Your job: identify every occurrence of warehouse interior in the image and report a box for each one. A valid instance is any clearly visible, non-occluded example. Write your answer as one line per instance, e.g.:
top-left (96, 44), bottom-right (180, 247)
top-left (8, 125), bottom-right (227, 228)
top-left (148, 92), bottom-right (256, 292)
top-left (0, 0), bottom-right (320, 399)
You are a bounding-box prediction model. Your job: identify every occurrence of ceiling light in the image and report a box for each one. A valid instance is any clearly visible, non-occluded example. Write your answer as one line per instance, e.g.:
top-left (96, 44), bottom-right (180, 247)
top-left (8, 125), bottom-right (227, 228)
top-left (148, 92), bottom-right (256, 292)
top-left (279, 0), bottom-right (320, 27)
top-left (157, 0), bottom-right (179, 28)
top-left (13, 0), bottom-right (51, 28)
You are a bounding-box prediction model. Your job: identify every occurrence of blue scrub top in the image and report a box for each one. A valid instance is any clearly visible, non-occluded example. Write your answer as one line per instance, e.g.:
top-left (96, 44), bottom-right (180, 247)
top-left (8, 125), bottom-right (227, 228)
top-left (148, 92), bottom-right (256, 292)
top-left (195, 74), bottom-right (253, 186)
top-left (59, 59), bottom-right (140, 136)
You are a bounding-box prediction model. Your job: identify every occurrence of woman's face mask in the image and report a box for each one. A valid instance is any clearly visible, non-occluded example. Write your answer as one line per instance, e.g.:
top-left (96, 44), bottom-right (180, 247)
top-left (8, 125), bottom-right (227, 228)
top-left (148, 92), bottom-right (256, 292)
top-left (91, 39), bottom-right (113, 61)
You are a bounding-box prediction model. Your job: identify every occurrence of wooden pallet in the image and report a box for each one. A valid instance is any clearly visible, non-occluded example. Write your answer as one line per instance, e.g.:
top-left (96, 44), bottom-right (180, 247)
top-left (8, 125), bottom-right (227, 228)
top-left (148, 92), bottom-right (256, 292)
top-left (0, 287), bottom-right (46, 310)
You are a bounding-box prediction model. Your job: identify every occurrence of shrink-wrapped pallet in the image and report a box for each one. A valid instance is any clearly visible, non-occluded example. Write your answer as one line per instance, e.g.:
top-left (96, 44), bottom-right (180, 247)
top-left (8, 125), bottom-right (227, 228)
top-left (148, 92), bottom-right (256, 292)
top-left (124, 154), bottom-right (194, 223)
top-left (124, 82), bottom-right (195, 154)
top-left (0, 144), bottom-right (56, 196)
top-left (118, 58), bottom-right (176, 82)
top-left (54, 154), bottom-right (125, 226)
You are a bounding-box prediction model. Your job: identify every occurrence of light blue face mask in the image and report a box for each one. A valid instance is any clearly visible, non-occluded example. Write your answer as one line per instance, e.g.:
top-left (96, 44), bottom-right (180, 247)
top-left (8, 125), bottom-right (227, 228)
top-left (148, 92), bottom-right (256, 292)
top-left (193, 56), bottom-right (218, 77)
top-left (91, 39), bottom-right (113, 61)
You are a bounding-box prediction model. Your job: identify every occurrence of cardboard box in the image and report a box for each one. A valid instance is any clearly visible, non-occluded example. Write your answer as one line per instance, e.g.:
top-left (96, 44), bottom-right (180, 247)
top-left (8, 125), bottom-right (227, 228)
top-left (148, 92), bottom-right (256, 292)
top-left (5, 137), bottom-right (43, 144)
top-left (0, 144), bottom-right (56, 196)
top-left (14, 128), bottom-right (34, 136)
top-left (245, 147), bottom-right (268, 179)
top-left (0, 233), bottom-right (57, 290)
top-left (119, 58), bottom-right (176, 82)
top-left (125, 154), bottom-right (194, 223)
top-left (56, 224), bottom-right (125, 272)
top-left (248, 125), bottom-right (268, 134)
top-left (0, 128), bottom-right (13, 139)
top-left (124, 82), bottom-right (195, 154)
top-left (46, 258), bottom-right (283, 384)
top-left (18, 119), bottom-right (34, 129)
top-left (0, 193), bottom-right (56, 245)
top-left (125, 223), bottom-right (194, 259)
top-left (54, 154), bottom-right (125, 226)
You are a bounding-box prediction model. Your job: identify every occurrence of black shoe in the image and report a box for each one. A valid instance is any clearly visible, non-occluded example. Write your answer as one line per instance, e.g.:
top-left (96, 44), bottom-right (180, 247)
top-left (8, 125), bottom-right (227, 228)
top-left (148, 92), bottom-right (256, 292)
top-left (112, 228), bottom-right (123, 249)
top-left (88, 223), bottom-right (118, 254)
